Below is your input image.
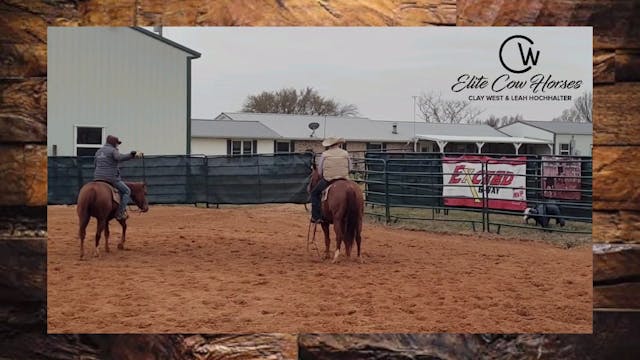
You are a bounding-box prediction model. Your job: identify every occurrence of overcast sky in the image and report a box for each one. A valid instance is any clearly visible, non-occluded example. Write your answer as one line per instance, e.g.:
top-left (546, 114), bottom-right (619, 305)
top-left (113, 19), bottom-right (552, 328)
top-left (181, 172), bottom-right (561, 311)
top-left (157, 27), bottom-right (592, 122)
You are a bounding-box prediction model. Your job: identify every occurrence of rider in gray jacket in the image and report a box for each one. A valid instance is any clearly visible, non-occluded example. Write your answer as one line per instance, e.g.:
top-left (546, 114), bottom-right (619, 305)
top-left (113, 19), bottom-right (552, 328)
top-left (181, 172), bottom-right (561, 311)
top-left (93, 135), bottom-right (137, 220)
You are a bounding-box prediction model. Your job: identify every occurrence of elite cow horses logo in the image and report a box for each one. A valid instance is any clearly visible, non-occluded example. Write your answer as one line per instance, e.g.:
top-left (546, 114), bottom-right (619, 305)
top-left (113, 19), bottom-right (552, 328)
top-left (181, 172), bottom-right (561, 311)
top-left (499, 35), bottom-right (540, 74)
top-left (450, 34), bottom-right (583, 102)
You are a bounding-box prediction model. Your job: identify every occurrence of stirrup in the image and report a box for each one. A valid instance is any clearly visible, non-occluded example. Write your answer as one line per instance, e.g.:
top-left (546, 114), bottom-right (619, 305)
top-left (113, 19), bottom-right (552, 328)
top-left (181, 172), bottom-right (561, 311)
top-left (310, 217), bottom-right (323, 224)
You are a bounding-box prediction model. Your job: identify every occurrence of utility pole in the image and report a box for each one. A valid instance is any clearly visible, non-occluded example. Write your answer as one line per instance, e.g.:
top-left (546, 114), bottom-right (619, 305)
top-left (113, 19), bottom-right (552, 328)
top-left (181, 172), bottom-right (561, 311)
top-left (412, 95), bottom-right (418, 152)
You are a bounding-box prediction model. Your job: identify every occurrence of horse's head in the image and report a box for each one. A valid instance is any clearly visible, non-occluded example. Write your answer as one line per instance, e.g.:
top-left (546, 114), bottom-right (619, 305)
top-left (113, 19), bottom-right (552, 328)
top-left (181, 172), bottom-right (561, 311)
top-left (128, 182), bottom-right (149, 213)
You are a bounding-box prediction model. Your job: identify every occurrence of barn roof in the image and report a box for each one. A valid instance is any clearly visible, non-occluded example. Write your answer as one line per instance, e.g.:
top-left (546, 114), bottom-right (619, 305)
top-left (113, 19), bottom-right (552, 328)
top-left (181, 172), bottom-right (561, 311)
top-left (213, 112), bottom-right (508, 142)
top-left (416, 134), bottom-right (551, 144)
top-left (130, 27), bottom-right (201, 58)
top-left (192, 119), bottom-right (281, 139)
top-left (502, 120), bottom-right (592, 135)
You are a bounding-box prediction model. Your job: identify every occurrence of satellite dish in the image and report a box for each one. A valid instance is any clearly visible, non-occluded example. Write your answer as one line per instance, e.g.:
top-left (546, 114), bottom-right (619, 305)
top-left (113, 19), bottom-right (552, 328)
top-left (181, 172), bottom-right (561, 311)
top-left (308, 122), bottom-right (320, 138)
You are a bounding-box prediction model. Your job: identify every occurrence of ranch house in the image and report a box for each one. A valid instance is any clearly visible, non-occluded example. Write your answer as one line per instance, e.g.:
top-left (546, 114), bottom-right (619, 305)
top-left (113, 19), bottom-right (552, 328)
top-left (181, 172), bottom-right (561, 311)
top-left (498, 120), bottom-right (592, 156)
top-left (47, 27), bottom-right (201, 156)
top-left (191, 112), bottom-right (553, 157)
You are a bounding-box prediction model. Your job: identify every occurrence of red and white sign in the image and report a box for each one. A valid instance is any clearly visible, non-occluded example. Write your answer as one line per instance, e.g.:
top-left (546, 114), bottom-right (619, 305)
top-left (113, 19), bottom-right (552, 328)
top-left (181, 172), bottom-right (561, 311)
top-left (542, 156), bottom-right (581, 200)
top-left (443, 155), bottom-right (527, 211)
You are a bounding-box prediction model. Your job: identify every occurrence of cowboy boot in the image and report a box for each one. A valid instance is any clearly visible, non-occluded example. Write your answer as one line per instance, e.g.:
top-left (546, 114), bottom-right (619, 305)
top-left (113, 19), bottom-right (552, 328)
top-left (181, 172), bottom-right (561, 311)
top-left (116, 209), bottom-right (129, 220)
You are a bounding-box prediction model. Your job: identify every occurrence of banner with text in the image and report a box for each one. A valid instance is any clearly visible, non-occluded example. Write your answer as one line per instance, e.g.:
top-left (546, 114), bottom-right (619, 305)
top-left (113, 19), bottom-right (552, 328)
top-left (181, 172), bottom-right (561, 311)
top-left (443, 156), bottom-right (527, 211)
top-left (542, 156), bottom-right (582, 200)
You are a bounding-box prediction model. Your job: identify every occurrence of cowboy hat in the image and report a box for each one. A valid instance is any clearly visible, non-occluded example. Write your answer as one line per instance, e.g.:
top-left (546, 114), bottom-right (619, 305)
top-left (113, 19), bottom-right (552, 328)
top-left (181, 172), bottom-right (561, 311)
top-left (322, 137), bottom-right (345, 147)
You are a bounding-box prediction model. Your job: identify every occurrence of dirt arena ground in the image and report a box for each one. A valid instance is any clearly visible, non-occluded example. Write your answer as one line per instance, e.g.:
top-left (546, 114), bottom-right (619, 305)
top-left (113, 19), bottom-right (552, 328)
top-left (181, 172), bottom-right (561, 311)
top-left (47, 204), bottom-right (592, 333)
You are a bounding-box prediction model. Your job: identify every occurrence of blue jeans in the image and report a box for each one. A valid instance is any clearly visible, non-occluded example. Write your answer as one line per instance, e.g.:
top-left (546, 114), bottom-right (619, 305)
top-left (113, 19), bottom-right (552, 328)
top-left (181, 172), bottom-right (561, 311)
top-left (113, 180), bottom-right (131, 216)
top-left (310, 178), bottom-right (329, 221)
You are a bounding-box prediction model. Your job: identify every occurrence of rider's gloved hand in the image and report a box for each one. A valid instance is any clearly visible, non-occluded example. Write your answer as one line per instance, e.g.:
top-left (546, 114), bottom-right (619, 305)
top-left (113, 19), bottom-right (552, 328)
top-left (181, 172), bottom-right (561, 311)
top-left (130, 150), bottom-right (137, 156)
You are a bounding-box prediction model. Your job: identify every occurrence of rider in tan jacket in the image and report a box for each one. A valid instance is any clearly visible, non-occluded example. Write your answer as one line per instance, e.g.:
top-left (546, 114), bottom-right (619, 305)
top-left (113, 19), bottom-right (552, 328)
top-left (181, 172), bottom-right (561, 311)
top-left (310, 137), bottom-right (352, 223)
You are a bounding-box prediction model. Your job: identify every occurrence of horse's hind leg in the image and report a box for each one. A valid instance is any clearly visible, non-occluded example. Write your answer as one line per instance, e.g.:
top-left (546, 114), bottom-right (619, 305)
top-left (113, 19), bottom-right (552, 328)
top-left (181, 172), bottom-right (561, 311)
top-left (332, 221), bottom-right (343, 264)
top-left (94, 219), bottom-right (105, 258)
top-left (104, 221), bottom-right (110, 253)
top-left (356, 221), bottom-right (364, 264)
top-left (78, 215), bottom-right (90, 260)
top-left (321, 222), bottom-right (331, 260)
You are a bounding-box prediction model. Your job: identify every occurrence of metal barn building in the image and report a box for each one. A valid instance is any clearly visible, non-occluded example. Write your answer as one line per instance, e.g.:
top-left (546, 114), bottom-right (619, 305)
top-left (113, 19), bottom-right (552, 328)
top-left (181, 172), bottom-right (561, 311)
top-left (47, 27), bottom-right (200, 156)
top-left (191, 112), bottom-right (554, 156)
top-left (498, 120), bottom-right (593, 156)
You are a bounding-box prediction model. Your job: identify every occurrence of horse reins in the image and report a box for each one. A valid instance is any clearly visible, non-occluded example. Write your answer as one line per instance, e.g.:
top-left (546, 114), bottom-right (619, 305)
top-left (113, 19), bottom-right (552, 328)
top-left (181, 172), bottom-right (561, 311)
top-left (141, 153), bottom-right (146, 184)
top-left (306, 221), bottom-right (321, 258)
top-left (305, 151), bottom-right (322, 258)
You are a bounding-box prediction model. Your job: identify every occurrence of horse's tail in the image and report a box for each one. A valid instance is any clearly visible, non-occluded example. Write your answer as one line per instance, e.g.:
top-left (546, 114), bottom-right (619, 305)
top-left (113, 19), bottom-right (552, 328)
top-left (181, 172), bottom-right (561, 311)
top-left (343, 186), bottom-right (360, 257)
top-left (77, 186), bottom-right (94, 213)
top-left (76, 185), bottom-right (95, 237)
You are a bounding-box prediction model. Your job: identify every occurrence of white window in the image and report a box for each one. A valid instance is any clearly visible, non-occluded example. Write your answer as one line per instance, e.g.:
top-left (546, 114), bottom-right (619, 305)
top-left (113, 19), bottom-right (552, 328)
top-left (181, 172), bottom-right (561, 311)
top-left (75, 126), bottom-right (105, 156)
top-left (560, 143), bottom-right (571, 155)
top-left (229, 140), bottom-right (255, 155)
top-left (275, 140), bottom-right (292, 153)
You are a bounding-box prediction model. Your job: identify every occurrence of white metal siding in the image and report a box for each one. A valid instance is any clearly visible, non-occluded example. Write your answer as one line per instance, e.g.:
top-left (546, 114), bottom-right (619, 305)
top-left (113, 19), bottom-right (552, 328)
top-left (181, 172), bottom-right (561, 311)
top-left (191, 138), bottom-right (227, 155)
top-left (499, 123), bottom-right (553, 142)
top-left (48, 27), bottom-right (190, 156)
top-left (556, 134), bottom-right (592, 156)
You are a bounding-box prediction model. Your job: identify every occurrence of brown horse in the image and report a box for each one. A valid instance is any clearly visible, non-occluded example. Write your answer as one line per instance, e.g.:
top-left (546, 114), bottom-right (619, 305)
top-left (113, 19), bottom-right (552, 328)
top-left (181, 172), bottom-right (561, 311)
top-left (308, 167), bottom-right (364, 263)
top-left (76, 181), bottom-right (149, 259)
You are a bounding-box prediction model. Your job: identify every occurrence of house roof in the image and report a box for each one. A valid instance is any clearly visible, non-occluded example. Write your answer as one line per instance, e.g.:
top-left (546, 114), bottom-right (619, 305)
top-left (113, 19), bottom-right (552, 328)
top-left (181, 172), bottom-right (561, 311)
top-left (192, 119), bottom-right (281, 139)
top-left (416, 134), bottom-right (551, 144)
top-left (130, 27), bottom-right (201, 58)
top-left (214, 112), bottom-right (508, 142)
top-left (503, 120), bottom-right (592, 135)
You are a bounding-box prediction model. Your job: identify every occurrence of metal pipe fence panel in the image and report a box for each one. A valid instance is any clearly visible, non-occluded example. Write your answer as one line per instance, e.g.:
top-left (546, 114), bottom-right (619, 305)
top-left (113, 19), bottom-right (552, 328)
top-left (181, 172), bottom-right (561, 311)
top-left (356, 152), bottom-right (592, 234)
top-left (49, 151), bottom-right (591, 234)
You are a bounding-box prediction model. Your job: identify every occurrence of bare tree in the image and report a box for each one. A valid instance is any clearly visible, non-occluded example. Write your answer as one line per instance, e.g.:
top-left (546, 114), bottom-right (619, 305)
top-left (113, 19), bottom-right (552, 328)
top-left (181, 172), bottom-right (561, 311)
top-left (417, 92), bottom-right (484, 124)
top-left (552, 91), bottom-right (592, 123)
top-left (242, 87), bottom-right (359, 116)
top-left (574, 91), bottom-right (592, 123)
top-left (553, 108), bottom-right (581, 122)
top-left (479, 115), bottom-right (501, 128)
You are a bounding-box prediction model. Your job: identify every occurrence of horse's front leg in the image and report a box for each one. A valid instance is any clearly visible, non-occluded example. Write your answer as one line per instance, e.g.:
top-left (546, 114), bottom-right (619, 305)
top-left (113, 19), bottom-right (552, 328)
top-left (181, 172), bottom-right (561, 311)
top-left (321, 222), bottom-right (331, 260)
top-left (117, 219), bottom-right (127, 250)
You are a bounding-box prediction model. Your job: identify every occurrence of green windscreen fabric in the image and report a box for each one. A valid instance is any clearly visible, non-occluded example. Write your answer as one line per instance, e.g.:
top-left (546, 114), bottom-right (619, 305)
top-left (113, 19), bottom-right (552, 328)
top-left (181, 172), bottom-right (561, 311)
top-left (48, 153), bottom-right (313, 205)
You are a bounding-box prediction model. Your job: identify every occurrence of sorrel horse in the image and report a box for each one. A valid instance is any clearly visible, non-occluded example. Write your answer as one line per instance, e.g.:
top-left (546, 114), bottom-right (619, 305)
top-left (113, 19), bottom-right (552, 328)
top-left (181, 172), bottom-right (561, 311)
top-left (76, 181), bottom-right (149, 259)
top-left (308, 166), bottom-right (364, 263)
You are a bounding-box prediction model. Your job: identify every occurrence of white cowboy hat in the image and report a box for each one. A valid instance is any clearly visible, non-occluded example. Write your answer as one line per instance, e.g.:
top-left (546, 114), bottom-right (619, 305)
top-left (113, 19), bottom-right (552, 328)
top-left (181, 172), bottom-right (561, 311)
top-left (322, 137), bottom-right (345, 147)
